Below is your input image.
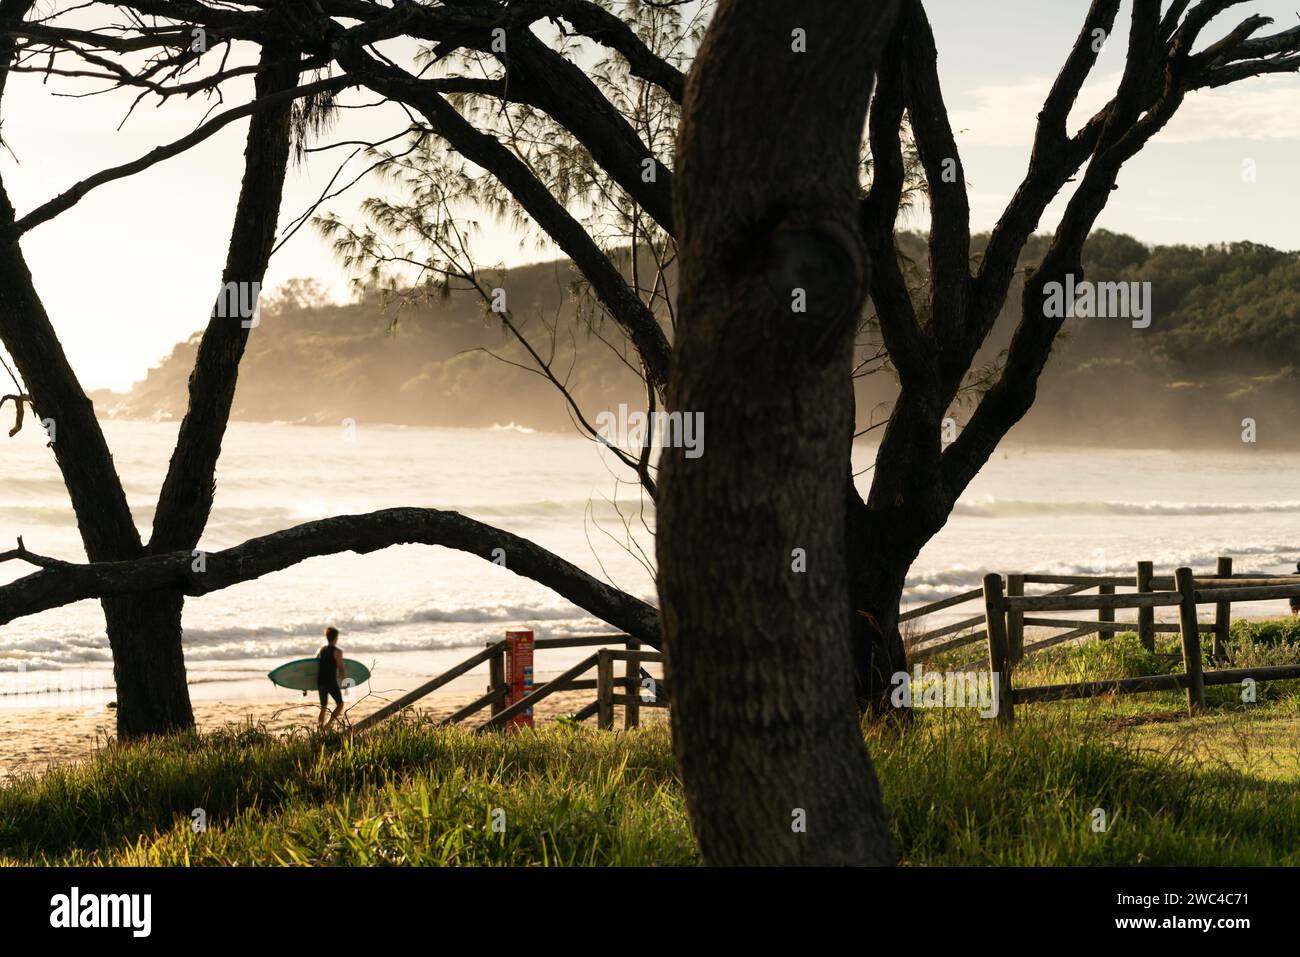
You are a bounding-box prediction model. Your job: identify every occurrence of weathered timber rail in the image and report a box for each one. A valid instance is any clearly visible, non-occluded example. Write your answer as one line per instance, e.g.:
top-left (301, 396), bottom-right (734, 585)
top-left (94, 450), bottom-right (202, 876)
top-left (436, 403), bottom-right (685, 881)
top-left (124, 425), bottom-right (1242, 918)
top-left (353, 634), bottom-right (667, 733)
top-left (353, 556), bottom-right (1298, 732)
top-left (982, 565), bottom-right (1300, 722)
top-left (904, 556), bottom-right (1300, 664)
top-left (899, 556), bottom-right (1300, 721)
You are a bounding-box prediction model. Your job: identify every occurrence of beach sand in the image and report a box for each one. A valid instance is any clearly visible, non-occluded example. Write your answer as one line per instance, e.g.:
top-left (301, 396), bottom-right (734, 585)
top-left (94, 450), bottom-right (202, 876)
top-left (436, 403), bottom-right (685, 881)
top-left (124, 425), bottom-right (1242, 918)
top-left (0, 685), bottom-right (655, 783)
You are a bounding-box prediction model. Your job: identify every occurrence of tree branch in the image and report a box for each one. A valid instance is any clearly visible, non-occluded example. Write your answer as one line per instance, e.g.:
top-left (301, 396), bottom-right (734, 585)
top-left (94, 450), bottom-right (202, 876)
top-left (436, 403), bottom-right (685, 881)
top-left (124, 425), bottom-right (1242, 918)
top-left (10, 74), bottom-right (353, 236)
top-left (969, 0), bottom-right (1121, 339)
top-left (0, 535), bottom-right (70, 568)
top-left (861, 29), bottom-right (931, 393)
top-left (899, 0), bottom-right (969, 355)
top-left (517, 0), bottom-right (687, 102)
top-left (334, 43), bottom-right (673, 396)
top-left (148, 38), bottom-right (304, 553)
top-left (0, 508), bottom-right (662, 645)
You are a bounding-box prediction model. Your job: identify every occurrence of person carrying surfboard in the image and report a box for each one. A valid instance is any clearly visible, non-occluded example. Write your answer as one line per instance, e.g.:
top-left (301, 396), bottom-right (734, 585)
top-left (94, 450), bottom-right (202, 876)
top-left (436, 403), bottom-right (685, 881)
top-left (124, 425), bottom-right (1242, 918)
top-left (318, 626), bottom-right (346, 730)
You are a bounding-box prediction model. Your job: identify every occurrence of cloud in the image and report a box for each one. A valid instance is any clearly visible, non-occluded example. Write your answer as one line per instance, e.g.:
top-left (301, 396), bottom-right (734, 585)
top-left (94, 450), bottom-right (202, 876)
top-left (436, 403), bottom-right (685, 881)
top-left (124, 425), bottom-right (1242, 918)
top-left (950, 72), bottom-right (1300, 147)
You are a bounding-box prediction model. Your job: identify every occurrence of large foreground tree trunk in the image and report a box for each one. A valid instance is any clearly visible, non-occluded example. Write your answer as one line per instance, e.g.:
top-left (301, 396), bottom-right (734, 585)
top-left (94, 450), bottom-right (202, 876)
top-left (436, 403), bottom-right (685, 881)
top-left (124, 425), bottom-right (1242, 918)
top-left (658, 0), bottom-right (900, 865)
top-left (102, 593), bottom-right (193, 736)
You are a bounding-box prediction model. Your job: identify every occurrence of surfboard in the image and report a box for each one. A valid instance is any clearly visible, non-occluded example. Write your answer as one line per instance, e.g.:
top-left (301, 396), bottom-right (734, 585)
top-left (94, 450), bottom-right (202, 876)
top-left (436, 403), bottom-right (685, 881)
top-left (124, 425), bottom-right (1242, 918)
top-left (268, 657), bottom-right (371, 691)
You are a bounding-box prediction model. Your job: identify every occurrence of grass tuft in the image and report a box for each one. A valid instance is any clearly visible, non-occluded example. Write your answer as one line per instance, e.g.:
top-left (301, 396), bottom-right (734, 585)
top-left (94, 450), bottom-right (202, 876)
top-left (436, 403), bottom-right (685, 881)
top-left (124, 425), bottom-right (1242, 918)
top-left (3, 621), bottom-right (1299, 865)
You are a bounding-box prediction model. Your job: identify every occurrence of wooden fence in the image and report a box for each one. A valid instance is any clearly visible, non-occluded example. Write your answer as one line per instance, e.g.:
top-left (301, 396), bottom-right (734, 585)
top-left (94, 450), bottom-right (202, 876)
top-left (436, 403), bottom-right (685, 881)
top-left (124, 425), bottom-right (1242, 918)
top-left (352, 635), bottom-right (668, 733)
top-left (980, 565), bottom-right (1300, 723)
top-left (903, 556), bottom-right (1300, 664)
top-left (354, 556), bottom-right (1298, 731)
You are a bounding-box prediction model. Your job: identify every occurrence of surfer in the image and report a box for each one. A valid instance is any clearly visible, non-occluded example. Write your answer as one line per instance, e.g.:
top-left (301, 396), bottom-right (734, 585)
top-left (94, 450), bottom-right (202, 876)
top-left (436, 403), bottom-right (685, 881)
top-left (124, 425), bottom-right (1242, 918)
top-left (318, 626), bottom-right (346, 730)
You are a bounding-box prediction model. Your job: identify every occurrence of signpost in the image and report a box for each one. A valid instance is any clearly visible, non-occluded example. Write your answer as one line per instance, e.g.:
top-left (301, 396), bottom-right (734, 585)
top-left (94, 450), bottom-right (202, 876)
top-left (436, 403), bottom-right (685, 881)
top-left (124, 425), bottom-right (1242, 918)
top-left (504, 629), bottom-right (535, 729)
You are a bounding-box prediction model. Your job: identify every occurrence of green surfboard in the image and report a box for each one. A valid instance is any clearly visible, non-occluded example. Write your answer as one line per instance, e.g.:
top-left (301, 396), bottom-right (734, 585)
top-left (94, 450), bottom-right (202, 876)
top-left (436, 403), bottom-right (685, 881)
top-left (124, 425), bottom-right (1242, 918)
top-left (268, 657), bottom-right (371, 691)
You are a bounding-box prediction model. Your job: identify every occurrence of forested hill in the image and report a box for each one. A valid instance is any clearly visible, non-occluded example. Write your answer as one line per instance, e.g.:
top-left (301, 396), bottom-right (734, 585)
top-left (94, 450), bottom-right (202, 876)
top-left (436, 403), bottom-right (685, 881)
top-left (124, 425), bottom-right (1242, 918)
top-left (92, 260), bottom-right (650, 431)
top-left (91, 231), bottom-right (1300, 447)
top-left (984, 230), bottom-right (1300, 448)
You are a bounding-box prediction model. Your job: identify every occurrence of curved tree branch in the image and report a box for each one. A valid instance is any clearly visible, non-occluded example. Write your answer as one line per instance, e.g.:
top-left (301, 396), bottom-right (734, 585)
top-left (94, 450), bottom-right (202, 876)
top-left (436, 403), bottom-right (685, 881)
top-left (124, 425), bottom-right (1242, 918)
top-left (0, 507), bottom-right (662, 643)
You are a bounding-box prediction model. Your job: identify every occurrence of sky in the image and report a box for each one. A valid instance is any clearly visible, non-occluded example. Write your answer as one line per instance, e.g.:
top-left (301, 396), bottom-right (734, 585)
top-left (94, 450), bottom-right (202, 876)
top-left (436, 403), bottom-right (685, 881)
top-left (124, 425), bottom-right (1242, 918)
top-left (2, 0), bottom-right (1298, 391)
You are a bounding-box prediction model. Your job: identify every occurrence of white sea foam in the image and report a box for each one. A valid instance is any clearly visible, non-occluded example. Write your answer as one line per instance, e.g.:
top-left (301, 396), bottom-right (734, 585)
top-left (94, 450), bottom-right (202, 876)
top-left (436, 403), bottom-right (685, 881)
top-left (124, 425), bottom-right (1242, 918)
top-left (4, 422), bottom-right (1299, 688)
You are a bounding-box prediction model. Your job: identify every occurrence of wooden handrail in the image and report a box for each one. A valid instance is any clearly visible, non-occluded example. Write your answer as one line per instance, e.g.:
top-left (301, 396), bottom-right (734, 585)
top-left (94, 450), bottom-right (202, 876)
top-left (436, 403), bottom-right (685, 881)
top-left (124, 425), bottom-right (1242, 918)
top-left (911, 613), bottom-right (986, 642)
top-left (903, 569), bottom-right (1300, 627)
top-left (1151, 574), bottom-right (1300, 589)
top-left (1019, 624), bottom-right (1094, 655)
top-left (1195, 583), bottom-right (1300, 603)
top-left (477, 652), bottom-right (601, 731)
top-left (353, 642), bottom-right (503, 732)
top-left (1005, 590), bottom-right (1182, 612)
top-left (990, 562), bottom-right (1300, 721)
top-left (533, 634), bottom-right (638, 650)
top-left (909, 630), bottom-right (987, 661)
top-left (904, 580), bottom-right (1123, 632)
top-left (1021, 574), bottom-right (1135, 586)
top-left (349, 558), bottom-right (1298, 734)
top-left (899, 588), bottom-right (983, 622)
top-left (1021, 617), bottom-right (1215, 633)
top-left (440, 685), bottom-right (508, 725)
top-left (594, 649), bottom-right (664, 664)
top-left (1013, 663), bottom-right (1300, 704)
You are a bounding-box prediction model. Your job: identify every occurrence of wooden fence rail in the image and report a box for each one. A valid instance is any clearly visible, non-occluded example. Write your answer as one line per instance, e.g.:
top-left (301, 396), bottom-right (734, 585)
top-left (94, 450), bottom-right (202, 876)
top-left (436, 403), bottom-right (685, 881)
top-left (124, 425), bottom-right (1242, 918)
top-left (354, 635), bottom-right (666, 733)
top-left (354, 556), bottom-right (1295, 732)
top-left (980, 565), bottom-right (1300, 723)
top-left (903, 556), bottom-right (1300, 671)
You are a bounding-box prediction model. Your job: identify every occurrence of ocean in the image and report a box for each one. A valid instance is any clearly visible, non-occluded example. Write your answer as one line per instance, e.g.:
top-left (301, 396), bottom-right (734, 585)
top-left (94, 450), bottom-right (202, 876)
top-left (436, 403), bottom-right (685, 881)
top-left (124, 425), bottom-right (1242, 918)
top-left (2, 419), bottom-right (1298, 708)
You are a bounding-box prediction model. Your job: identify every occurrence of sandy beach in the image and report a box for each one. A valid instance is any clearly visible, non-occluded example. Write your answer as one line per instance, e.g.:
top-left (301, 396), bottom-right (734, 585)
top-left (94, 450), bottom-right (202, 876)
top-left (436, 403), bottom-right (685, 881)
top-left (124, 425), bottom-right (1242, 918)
top-left (0, 684), bottom-right (644, 783)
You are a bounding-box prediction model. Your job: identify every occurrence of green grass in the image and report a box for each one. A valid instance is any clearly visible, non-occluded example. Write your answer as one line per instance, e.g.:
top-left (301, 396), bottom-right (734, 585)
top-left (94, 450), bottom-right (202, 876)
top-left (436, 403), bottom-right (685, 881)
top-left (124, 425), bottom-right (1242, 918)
top-left (0, 720), bottom-right (693, 866)
top-left (874, 709), bottom-right (1300, 864)
top-left (3, 620), bottom-right (1299, 866)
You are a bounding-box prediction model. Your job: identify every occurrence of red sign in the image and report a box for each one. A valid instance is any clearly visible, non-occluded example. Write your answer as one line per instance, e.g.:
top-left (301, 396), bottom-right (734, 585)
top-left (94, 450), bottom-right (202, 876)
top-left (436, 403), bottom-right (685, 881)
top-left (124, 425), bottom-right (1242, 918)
top-left (504, 630), bottom-right (535, 729)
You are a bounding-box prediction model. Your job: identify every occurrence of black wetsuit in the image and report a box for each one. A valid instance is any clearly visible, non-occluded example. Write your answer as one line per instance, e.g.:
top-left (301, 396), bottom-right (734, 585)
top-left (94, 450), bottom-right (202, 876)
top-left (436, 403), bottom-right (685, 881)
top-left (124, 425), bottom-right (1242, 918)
top-left (318, 644), bottom-right (343, 708)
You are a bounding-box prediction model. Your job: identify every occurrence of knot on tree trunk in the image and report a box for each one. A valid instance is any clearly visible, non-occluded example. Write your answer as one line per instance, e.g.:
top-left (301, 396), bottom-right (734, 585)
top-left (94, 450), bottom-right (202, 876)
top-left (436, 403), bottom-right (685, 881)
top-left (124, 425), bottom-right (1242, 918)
top-left (748, 210), bottom-right (869, 365)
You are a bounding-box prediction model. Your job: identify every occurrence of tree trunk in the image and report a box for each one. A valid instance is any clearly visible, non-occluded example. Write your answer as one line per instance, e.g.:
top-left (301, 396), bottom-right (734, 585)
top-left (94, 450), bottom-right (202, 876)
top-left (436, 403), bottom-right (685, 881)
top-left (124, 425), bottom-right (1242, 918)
top-left (102, 592), bottom-right (193, 737)
top-left (114, 36), bottom-right (298, 740)
top-left (150, 37), bottom-right (301, 551)
top-left (658, 0), bottom-right (899, 865)
top-left (846, 504), bottom-right (912, 717)
top-left (849, 378), bottom-right (951, 716)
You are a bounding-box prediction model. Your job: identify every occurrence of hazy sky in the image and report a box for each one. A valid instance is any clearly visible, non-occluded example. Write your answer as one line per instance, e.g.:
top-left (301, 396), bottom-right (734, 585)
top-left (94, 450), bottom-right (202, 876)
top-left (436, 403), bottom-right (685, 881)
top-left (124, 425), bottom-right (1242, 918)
top-left (2, 0), bottom-right (1298, 391)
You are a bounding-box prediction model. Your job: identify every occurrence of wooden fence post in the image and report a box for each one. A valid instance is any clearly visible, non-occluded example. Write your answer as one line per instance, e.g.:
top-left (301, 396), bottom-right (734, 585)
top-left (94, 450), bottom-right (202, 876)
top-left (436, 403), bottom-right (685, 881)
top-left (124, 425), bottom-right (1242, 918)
top-left (597, 648), bottom-right (614, 730)
top-left (1214, 556), bottom-right (1233, 662)
top-left (1136, 561), bottom-right (1155, 652)
top-left (983, 573), bottom-right (1014, 725)
top-left (1006, 574), bottom-right (1025, 665)
top-left (624, 638), bottom-right (641, 729)
top-left (1098, 584), bottom-right (1115, 640)
top-left (1174, 566), bottom-right (1207, 716)
top-left (488, 643), bottom-right (505, 718)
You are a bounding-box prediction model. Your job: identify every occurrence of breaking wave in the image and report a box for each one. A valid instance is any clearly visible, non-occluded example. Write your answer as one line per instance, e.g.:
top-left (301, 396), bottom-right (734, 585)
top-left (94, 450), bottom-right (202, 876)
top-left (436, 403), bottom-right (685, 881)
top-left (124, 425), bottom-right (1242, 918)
top-left (954, 497), bottom-right (1300, 518)
top-left (902, 542), bottom-right (1300, 608)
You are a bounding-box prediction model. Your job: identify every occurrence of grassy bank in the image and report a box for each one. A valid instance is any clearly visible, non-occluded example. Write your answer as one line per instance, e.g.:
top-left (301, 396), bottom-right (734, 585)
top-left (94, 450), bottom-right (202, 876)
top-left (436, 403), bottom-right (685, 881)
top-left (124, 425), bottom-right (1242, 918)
top-left (3, 620), bottom-right (1298, 866)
